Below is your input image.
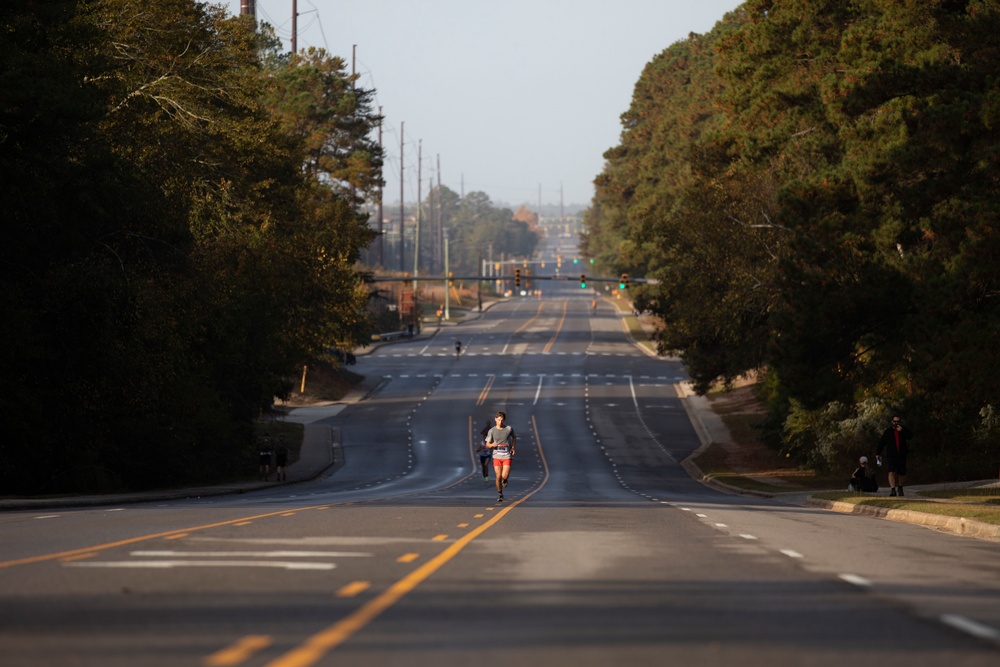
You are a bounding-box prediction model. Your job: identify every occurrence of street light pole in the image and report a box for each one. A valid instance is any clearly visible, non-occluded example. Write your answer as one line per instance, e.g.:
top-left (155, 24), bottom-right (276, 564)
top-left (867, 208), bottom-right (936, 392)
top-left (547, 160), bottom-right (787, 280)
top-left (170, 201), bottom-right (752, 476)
top-left (444, 236), bottom-right (450, 321)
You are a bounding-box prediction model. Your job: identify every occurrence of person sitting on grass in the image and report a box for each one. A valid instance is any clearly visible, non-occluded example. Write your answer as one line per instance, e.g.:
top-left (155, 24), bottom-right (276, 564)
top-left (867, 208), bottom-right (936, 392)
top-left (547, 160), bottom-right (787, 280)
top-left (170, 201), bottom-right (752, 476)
top-left (849, 456), bottom-right (878, 493)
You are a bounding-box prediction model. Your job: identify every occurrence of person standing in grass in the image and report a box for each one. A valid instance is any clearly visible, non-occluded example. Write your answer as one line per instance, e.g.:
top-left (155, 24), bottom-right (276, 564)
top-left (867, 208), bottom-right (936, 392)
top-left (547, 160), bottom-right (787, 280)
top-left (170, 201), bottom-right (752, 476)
top-left (485, 411), bottom-right (516, 503)
top-left (877, 415), bottom-right (912, 497)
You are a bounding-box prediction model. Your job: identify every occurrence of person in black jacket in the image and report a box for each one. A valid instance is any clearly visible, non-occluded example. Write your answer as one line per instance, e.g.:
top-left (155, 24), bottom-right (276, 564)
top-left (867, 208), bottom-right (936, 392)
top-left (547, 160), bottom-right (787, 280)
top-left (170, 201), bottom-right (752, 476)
top-left (850, 456), bottom-right (878, 493)
top-left (877, 415), bottom-right (912, 497)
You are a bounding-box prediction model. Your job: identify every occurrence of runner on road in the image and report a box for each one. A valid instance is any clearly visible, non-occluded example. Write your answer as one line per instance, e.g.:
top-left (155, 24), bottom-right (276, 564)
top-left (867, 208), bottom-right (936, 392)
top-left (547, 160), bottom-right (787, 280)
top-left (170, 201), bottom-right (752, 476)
top-left (485, 411), bottom-right (516, 503)
top-left (477, 419), bottom-right (493, 482)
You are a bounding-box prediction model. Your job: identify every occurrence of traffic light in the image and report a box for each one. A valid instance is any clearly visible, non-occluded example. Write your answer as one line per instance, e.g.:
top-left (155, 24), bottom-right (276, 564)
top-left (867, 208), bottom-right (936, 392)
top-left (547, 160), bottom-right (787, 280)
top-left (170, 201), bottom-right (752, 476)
top-left (514, 267), bottom-right (521, 288)
top-left (557, 255), bottom-right (562, 268)
top-left (579, 274), bottom-right (586, 289)
top-left (620, 273), bottom-right (629, 290)
top-left (448, 271), bottom-right (454, 287)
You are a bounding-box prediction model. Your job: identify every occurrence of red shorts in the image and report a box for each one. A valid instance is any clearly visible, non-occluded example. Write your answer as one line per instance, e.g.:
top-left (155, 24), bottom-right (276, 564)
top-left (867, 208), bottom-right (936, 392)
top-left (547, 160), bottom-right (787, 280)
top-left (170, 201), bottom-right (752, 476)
top-left (493, 457), bottom-right (511, 467)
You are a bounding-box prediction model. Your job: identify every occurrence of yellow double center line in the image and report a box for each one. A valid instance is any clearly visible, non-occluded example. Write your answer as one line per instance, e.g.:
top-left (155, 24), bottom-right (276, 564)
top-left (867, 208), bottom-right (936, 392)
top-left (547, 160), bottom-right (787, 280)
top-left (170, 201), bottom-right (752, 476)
top-left (511, 300), bottom-right (547, 335)
top-left (263, 415), bottom-right (550, 667)
top-left (476, 374), bottom-right (496, 405)
top-left (542, 299), bottom-right (568, 354)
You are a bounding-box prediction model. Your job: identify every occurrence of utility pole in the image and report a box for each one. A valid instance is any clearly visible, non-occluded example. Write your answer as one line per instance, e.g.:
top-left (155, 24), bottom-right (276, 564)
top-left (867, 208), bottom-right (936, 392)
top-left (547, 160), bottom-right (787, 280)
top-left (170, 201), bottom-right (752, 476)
top-left (444, 237), bottom-right (450, 321)
top-left (560, 181), bottom-right (564, 222)
top-left (538, 183), bottom-right (542, 224)
top-left (436, 154), bottom-right (442, 274)
top-left (377, 107), bottom-right (383, 266)
top-left (291, 0), bottom-right (297, 54)
top-left (399, 121), bottom-right (406, 273)
top-left (429, 175), bottom-right (436, 273)
top-left (414, 139), bottom-right (422, 277)
top-left (239, 0), bottom-right (255, 17)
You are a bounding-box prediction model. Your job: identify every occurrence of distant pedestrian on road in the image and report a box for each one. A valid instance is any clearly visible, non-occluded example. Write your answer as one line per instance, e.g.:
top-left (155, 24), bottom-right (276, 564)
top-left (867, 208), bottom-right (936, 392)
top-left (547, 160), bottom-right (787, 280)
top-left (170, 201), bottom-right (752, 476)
top-left (877, 415), bottom-right (912, 496)
top-left (275, 436), bottom-right (288, 482)
top-left (259, 433), bottom-right (273, 481)
top-left (455, 339), bottom-right (462, 358)
top-left (485, 411), bottom-right (516, 502)
top-left (477, 419), bottom-right (493, 483)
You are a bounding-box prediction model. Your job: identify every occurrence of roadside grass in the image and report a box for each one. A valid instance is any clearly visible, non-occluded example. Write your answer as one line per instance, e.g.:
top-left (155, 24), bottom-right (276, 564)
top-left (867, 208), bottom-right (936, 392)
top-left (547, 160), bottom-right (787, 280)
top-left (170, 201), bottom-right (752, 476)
top-left (610, 296), bottom-right (660, 354)
top-left (693, 384), bottom-right (847, 493)
top-left (693, 442), bottom-right (844, 494)
top-left (287, 362), bottom-right (363, 403)
top-left (917, 488), bottom-right (1000, 504)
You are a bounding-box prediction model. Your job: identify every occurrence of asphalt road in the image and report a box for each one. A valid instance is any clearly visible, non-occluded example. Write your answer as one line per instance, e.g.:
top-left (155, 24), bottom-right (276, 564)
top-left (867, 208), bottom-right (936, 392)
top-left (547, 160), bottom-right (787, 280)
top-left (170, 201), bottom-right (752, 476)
top-left (1, 238), bottom-right (998, 666)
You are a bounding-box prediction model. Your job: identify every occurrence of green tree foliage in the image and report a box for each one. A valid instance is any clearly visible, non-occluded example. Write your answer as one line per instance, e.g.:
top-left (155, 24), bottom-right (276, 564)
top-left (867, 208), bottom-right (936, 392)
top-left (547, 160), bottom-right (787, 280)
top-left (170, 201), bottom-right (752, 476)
top-left (263, 46), bottom-right (383, 203)
top-left (0, 0), bottom-right (379, 493)
top-left (587, 0), bottom-right (1000, 478)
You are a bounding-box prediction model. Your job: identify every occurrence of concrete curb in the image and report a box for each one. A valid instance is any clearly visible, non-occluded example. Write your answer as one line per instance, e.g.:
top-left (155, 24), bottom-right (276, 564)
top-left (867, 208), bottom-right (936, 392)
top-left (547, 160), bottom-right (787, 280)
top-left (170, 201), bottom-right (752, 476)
top-left (806, 497), bottom-right (1000, 543)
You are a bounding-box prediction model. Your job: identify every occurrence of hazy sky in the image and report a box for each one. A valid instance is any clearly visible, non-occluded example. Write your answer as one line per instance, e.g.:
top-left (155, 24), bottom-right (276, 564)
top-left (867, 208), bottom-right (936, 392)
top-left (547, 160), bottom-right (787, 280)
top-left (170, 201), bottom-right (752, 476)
top-left (224, 0), bottom-right (744, 208)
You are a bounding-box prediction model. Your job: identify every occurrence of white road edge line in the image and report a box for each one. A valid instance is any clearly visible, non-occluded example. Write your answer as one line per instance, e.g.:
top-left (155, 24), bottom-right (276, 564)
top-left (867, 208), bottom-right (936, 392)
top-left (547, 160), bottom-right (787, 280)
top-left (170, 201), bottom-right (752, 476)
top-left (739, 534), bottom-right (758, 540)
top-left (839, 573), bottom-right (872, 587)
top-left (780, 549), bottom-right (804, 559)
top-left (940, 614), bottom-right (1000, 640)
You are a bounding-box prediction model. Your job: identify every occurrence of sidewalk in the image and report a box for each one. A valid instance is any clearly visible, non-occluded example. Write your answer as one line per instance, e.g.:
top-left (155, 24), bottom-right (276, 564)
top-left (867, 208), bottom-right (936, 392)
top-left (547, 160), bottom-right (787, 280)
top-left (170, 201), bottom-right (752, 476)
top-left (675, 381), bottom-right (1000, 543)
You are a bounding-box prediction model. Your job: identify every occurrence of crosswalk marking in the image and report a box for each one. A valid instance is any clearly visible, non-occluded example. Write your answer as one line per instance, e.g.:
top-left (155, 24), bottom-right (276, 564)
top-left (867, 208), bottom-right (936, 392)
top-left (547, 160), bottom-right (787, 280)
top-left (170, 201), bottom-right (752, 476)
top-left (374, 373), bottom-right (683, 381)
top-left (64, 560), bottom-right (336, 570)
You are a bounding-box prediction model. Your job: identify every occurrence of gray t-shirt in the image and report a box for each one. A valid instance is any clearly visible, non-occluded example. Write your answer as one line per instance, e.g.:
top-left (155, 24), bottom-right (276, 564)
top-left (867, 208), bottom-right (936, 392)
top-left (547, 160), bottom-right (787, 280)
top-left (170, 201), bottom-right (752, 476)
top-left (486, 425), bottom-right (515, 459)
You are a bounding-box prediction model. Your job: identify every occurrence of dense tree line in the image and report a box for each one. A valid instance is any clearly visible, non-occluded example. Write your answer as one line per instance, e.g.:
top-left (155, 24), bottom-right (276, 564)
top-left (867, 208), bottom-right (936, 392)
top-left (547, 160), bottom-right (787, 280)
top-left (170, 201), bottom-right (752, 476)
top-left (434, 189), bottom-right (540, 280)
top-left (0, 0), bottom-right (381, 493)
top-left (584, 0), bottom-right (1000, 478)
